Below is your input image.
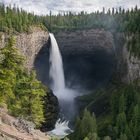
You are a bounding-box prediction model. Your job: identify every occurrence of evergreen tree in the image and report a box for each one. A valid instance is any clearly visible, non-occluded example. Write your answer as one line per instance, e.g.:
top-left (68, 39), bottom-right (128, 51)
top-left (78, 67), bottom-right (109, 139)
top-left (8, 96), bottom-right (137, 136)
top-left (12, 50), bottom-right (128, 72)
top-left (12, 71), bottom-right (45, 127)
top-left (119, 133), bottom-right (128, 140)
top-left (72, 109), bottom-right (99, 140)
top-left (64, 137), bottom-right (70, 140)
top-left (118, 94), bottom-right (126, 113)
top-left (0, 36), bottom-right (23, 105)
top-left (0, 36), bottom-right (47, 127)
top-left (83, 137), bottom-right (89, 140)
top-left (87, 132), bottom-right (100, 140)
top-left (103, 136), bottom-right (112, 140)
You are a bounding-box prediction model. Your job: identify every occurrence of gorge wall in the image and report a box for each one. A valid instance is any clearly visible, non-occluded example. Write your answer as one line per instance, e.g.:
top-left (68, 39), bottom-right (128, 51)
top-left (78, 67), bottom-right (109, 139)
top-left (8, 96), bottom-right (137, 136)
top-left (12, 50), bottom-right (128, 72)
top-left (0, 27), bottom-right (130, 87)
top-left (0, 28), bottom-right (138, 88)
top-left (35, 29), bottom-right (117, 91)
top-left (114, 33), bottom-right (140, 83)
top-left (0, 27), bottom-right (49, 70)
top-left (122, 36), bottom-right (140, 83)
top-left (0, 28), bottom-right (139, 131)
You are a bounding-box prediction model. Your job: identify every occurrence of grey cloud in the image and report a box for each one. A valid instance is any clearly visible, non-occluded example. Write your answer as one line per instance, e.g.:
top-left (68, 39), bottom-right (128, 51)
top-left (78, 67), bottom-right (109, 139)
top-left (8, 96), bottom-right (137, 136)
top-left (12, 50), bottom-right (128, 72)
top-left (0, 0), bottom-right (139, 15)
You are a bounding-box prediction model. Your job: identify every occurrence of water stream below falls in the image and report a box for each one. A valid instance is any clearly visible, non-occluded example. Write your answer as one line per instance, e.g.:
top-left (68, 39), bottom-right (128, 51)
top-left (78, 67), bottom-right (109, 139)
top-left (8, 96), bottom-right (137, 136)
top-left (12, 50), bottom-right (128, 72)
top-left (48, 33), bottom-right (77, 138)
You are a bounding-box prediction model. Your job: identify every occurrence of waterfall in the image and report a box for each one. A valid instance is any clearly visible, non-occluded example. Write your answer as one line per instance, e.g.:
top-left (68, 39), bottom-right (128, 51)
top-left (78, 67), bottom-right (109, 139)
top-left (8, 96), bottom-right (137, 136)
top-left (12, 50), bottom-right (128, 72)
top-left (49, 33), bottom-right (65, 92)
top-left (48, 33), bottom-right (74, 138)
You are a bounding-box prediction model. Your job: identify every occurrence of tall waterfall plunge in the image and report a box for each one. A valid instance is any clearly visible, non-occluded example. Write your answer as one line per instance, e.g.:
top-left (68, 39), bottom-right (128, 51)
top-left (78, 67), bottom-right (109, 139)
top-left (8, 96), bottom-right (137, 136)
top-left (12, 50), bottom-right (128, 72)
top-left (48, 33), bottom-right (77, 138)
top-left (49, 33), bottom-right (65, 92)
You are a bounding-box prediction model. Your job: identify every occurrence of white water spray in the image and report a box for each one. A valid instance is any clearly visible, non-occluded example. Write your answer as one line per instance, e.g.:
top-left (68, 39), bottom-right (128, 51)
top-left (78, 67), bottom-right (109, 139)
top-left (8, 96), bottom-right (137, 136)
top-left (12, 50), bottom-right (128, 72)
top-left (48, 119), bottom-right (72, 138)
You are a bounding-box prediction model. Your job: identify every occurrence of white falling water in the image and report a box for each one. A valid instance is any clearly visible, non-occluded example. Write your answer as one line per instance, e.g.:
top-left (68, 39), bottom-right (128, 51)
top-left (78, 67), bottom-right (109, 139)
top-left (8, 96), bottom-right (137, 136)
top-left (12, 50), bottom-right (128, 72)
top-left (49, 33), bottom-right (65, 92)
top-left (48, 33), bottom-right (73, 138)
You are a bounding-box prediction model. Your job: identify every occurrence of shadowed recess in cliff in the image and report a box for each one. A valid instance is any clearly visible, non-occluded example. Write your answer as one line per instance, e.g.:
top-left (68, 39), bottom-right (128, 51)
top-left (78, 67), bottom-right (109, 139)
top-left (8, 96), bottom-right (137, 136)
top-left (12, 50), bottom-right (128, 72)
top-left (34, 29), bottom-right (117, 91)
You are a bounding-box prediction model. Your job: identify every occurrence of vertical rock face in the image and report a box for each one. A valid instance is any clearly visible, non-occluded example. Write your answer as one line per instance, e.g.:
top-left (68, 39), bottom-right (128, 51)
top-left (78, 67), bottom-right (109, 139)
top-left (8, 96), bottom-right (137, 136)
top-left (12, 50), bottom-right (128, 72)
top-left (112, 33), bottom-right (140, 83)
top-left (112, 33), bottom-right (126, 83)
top-left (0, 28), bottom-right (49, 70)
top-left (35, 29), bottom-right (117, 91)
top-left (55, 29), bottom-right (116, 90)
top-left (125, 54), bottom-right (140, 82)
top-left (122, 36), bottom-right (140, 83)
top-left (55, 29), bottom-right (115, 55)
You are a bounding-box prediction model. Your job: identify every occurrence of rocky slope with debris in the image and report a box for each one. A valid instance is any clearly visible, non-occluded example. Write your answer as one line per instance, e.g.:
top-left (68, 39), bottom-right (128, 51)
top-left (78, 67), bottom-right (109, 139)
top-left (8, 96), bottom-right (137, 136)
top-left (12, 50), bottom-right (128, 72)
top-left (0, 105), bottom-right (50, 140)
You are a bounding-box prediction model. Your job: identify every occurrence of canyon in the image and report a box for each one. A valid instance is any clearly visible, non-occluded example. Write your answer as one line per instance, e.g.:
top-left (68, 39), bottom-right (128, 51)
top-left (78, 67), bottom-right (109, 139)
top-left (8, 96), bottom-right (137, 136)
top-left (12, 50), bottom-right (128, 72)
top-left (0, 27), bottom-right (139, 139)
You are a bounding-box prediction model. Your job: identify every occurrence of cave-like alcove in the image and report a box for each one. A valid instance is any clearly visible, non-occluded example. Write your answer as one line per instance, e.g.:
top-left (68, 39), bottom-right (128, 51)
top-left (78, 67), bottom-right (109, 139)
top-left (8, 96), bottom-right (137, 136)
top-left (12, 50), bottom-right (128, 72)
top-left (34, 31), bottom-right (116, 92)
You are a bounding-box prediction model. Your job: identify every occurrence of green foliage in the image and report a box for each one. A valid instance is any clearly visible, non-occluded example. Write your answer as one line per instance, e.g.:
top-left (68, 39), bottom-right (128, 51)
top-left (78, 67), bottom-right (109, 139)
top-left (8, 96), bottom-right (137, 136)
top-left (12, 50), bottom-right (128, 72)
top-left (109, 84), bottom-right (140, 140)
top-left (51, 137), bottom-right (60, 140)
top-left (73, 83), bottom-right (140, 140)
top-left (0, 4), bottom-right (139, 34)
top-left (87, 132), bottom-right (100, 140)
top-left (119, 133), bottom-right (128, 140)
top-left (103, 136), bottom-right (112, 140)
top-left (116, 112), bottom-right (127, 135)
top-left (45, 6), bottom-right (140, 33)
top-left (71, 109), bottom-right (99, 140)
top-left (83, 137), bottom-right (89, 140)
top-left (64, 137), bottom-right (70, 140)
top-left (0, 36), bottom-right (47, 127)
top-left (0, 36), bottom-right (23, 105)
top-left (10, 71), bottom-right (45, 126)
top-left (0, 4), bottom-right (47, 33)
top-left (127, 34), bottom-right (140, 57)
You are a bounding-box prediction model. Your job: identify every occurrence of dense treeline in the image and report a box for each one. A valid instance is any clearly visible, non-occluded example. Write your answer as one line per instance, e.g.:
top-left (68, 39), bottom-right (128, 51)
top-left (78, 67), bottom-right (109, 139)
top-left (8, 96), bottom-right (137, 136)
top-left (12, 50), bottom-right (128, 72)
top-left (0, 4), bottom-right (139, 34)
top-left (0, 4), bottom-right (47, 33)
top-left (70, 109), bottom-right (100, 140)
top-left (67, 83), bottom-right (140, 140)
top-left (46, 6), bottom-right (140, 33)
top-left (0, 4), bottom-right (139, 58)
top-left (109, 83), bottom-right (140, 140)
top-left (0, 36), bottom-right (48, 127)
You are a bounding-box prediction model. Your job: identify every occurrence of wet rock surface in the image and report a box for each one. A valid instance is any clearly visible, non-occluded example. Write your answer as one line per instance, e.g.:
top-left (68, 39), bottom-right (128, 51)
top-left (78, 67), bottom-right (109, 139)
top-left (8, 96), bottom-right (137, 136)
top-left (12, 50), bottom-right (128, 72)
top-left (41, 89), bottom-right (59, 131)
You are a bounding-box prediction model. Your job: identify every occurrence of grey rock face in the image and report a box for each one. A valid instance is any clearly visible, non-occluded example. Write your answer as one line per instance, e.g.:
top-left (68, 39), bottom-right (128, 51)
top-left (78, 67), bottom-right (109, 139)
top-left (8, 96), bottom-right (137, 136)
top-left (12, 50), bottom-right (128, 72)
top-left (35, 29), bottom-right (117, 91)
top-left (55, 29), bottom-right (114, 55)
top-left (55, 29), bottom-right (116, 90)
top-left (0, 30), bottom-right (49, 70)
top-left (122, 36), bottom-right (140, 82)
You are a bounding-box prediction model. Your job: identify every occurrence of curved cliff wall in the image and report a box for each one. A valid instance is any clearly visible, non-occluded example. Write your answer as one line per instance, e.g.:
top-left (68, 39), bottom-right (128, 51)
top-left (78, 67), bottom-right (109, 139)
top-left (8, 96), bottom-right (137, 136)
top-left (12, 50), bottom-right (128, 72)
top-left (0, 28), bottom-right (49, 70)
top-left (0, 29), bottom-right (137, 86)
top-left (35, 29), bottom-right (117, 91)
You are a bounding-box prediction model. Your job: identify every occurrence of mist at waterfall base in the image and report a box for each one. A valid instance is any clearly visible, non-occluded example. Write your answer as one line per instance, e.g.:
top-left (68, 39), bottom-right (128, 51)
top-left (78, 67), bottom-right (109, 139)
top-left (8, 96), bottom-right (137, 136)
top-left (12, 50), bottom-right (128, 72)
top-left (48, 33), bottom-right (78, 138)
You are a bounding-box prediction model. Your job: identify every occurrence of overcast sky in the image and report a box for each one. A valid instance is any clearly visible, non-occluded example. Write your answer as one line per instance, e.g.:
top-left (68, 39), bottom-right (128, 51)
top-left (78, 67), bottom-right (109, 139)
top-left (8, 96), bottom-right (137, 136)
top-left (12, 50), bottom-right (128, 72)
top-left (0, 0), bottom-right (140, 15)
